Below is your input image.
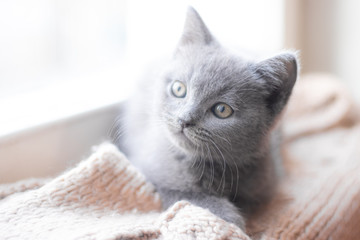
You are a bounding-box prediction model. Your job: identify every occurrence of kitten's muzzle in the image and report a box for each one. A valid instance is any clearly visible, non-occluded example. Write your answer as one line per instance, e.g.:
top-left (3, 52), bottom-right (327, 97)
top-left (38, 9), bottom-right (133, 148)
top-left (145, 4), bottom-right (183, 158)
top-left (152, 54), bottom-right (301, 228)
top-left (178, 118), bottom-right (195, 130)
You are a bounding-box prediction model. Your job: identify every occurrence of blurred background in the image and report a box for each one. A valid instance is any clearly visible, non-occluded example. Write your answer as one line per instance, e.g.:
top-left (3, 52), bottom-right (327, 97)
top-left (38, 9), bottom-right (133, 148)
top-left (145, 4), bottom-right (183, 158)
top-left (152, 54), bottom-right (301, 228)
top-left (0, 0), bottom-right (359, 183)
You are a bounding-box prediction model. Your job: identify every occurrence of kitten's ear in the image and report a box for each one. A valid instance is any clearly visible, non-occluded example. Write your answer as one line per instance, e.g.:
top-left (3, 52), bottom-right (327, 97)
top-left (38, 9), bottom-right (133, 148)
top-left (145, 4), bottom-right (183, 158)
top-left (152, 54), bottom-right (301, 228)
top-left (256, 52), bottom-right (299, 116)
top-left (178, 7), bottom-right (214, 46)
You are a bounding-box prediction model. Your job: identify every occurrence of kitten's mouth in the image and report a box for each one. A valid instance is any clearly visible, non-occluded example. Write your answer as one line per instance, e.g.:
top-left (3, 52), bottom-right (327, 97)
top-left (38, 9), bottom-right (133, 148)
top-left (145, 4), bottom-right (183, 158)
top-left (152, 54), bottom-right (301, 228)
top-left (167, 125), bottom-right (199, 149)
top-left (174, 128), bottom-right (191, 141)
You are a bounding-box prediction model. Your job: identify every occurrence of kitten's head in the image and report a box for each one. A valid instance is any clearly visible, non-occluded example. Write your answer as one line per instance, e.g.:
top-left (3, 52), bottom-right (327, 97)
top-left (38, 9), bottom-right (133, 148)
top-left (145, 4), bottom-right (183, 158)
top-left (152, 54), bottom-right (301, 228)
top-left (158, 7), bottom-right (298, 159)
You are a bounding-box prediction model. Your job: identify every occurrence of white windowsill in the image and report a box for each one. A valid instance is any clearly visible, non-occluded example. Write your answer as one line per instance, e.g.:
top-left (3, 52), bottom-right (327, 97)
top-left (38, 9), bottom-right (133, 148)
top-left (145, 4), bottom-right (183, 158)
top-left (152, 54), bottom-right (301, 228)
top-left (0, 65), bottom-right (134, 184)
top-left (0, 64), bottom-right (132, 141)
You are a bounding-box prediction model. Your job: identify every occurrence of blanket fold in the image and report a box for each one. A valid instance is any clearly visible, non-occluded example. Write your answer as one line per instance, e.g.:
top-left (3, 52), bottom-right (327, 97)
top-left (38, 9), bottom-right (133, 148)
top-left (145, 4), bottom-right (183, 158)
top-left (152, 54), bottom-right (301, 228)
top-left (1, 74), bottom-right (360, 240)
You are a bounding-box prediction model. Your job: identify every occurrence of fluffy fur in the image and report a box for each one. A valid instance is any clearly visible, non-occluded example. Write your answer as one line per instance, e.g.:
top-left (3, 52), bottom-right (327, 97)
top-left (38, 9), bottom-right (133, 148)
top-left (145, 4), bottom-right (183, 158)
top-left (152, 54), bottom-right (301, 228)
top-left (117, 7), bottom-right (298, 228)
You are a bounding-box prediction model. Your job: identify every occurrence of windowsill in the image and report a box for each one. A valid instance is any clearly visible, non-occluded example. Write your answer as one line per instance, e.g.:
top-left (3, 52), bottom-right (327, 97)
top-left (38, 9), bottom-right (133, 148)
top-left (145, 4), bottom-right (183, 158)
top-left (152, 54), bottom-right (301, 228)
top-left (0, 64), bottom-right (132, 142)
top-left (0, 64), bottom-right (134, 184)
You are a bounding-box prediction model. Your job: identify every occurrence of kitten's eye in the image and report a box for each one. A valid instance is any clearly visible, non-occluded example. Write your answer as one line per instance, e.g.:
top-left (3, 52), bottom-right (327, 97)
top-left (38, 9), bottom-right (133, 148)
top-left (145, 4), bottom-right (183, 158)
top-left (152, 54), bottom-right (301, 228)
top-left (212, 103), bottom-right (233, 119)
top-left (171, 80), bottom-right (187, 98)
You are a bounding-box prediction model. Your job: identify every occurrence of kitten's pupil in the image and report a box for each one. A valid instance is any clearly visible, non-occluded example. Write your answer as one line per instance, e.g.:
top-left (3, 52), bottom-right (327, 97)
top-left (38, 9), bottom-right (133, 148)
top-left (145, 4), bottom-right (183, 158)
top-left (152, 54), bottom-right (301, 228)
top-left (171, 81), bottom-right (186, 98)
top-left (218, 105), bottom-right (225, 113)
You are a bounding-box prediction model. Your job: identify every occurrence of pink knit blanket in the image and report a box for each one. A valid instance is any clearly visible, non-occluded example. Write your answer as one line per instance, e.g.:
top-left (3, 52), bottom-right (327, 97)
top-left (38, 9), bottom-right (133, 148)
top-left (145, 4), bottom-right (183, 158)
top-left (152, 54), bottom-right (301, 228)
top-left (1, 74), bottom-right (360, 239)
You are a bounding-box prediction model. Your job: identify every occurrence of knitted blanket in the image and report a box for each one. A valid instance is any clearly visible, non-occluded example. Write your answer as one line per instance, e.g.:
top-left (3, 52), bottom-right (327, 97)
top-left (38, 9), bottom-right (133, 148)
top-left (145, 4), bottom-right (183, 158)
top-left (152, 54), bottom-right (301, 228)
top-left (1, 74), bottom-right (360, 240)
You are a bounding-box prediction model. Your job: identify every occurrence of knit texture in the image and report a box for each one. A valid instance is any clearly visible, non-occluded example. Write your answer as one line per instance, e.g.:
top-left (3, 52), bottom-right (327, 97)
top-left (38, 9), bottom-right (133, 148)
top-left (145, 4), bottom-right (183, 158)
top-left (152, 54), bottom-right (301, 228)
top-left (1, 73), bottom-right (360, 239)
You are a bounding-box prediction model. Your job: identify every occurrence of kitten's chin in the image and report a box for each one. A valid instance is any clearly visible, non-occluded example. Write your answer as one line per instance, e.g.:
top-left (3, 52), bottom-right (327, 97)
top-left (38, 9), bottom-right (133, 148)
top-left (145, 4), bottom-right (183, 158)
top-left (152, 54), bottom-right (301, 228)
top-left (166, 127), bottom-right (198, 153)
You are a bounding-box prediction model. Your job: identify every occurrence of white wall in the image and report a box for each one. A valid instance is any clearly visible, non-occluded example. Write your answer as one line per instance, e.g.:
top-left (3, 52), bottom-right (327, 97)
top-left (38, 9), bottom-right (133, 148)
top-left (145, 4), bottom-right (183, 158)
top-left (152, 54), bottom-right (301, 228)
top-left (286, 0), bottom-right (360, 102)
top-left (332, 0), bottom-right (360, 101)
top-left (126, 0), bottom-right (285, 66)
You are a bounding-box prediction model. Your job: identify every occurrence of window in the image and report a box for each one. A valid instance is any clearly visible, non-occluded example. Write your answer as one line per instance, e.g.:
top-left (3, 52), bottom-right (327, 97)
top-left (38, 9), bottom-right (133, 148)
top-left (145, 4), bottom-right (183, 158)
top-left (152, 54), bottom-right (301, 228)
top-left (0, 0), bottom-right (128, 137)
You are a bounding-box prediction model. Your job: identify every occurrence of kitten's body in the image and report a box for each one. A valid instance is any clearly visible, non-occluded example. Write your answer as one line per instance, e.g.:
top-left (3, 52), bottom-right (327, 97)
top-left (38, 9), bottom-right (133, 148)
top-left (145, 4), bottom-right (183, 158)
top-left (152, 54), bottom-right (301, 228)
top-left (118, 8), bottom-right (297, 228)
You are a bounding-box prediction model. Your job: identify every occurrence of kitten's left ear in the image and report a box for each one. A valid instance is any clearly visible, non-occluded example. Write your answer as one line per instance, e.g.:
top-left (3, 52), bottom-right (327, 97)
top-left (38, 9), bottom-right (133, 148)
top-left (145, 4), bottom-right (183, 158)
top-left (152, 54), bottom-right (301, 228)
top-left (178, 7), bottom-right (215, 46)
top-left (256, 52), bottom-right (299, 116)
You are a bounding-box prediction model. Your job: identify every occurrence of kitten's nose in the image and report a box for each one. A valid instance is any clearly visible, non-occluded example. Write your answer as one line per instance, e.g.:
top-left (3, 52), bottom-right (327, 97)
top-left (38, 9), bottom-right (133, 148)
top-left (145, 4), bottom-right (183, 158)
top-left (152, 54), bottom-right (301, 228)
top-left (178, 118), bottom-right (194, 129)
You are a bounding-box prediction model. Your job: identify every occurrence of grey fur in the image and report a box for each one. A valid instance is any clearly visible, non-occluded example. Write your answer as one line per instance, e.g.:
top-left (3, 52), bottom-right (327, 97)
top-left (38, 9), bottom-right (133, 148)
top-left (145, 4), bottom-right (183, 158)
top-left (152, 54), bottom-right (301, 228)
top-left (117, 7), bottom-right (298, 229)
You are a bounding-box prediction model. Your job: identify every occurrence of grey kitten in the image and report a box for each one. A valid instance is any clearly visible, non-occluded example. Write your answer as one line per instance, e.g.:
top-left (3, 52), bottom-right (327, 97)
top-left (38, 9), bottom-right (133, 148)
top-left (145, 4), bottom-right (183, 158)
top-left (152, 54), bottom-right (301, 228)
top-left (118, 7), bottom-right (298, 229)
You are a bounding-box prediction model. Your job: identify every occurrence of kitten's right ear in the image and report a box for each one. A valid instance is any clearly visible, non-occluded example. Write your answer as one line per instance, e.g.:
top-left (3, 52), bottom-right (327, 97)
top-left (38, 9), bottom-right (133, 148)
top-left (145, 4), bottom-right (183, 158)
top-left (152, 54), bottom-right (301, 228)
top-left (178, 7), bottom-right (214, 46)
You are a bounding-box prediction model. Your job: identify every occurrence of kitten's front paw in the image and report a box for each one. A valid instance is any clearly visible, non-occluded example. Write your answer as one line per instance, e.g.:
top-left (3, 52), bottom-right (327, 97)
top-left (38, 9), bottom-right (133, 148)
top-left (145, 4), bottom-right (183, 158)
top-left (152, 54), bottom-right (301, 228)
top-left (195, 196), bottom-right (246, 229)
top-left (227, 213), bottom-right (245, 229)
top-left (215, 199), bottom-right (245, 229)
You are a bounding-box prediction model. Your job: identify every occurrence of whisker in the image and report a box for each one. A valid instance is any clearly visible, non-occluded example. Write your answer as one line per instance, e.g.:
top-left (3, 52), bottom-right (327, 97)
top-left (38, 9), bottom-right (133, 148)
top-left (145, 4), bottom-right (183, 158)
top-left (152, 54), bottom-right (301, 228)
top-left (198, 145), bottom-right (206, 181)
top-left (208, 138), bottom-right (227, 195)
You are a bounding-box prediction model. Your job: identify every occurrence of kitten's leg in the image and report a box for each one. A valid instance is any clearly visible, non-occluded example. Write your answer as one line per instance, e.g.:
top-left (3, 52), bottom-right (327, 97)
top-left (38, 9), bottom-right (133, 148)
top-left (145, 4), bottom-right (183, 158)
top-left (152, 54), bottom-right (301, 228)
top-left (157, 188), bottom-right (245, 229)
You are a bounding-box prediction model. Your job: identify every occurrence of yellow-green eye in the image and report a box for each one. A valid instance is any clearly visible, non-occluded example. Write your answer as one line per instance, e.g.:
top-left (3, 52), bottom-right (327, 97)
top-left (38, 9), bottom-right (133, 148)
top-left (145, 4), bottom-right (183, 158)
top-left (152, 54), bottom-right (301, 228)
top-left (212, 103), bottom-right (233, 119)
top-left (171, 80), bottom-right (186, 98)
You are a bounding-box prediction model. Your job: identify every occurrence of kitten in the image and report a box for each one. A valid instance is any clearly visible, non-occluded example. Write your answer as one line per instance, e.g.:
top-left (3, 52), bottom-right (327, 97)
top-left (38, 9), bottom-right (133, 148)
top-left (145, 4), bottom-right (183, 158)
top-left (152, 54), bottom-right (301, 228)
top-left (118, 7), bottom-right (298, 228)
